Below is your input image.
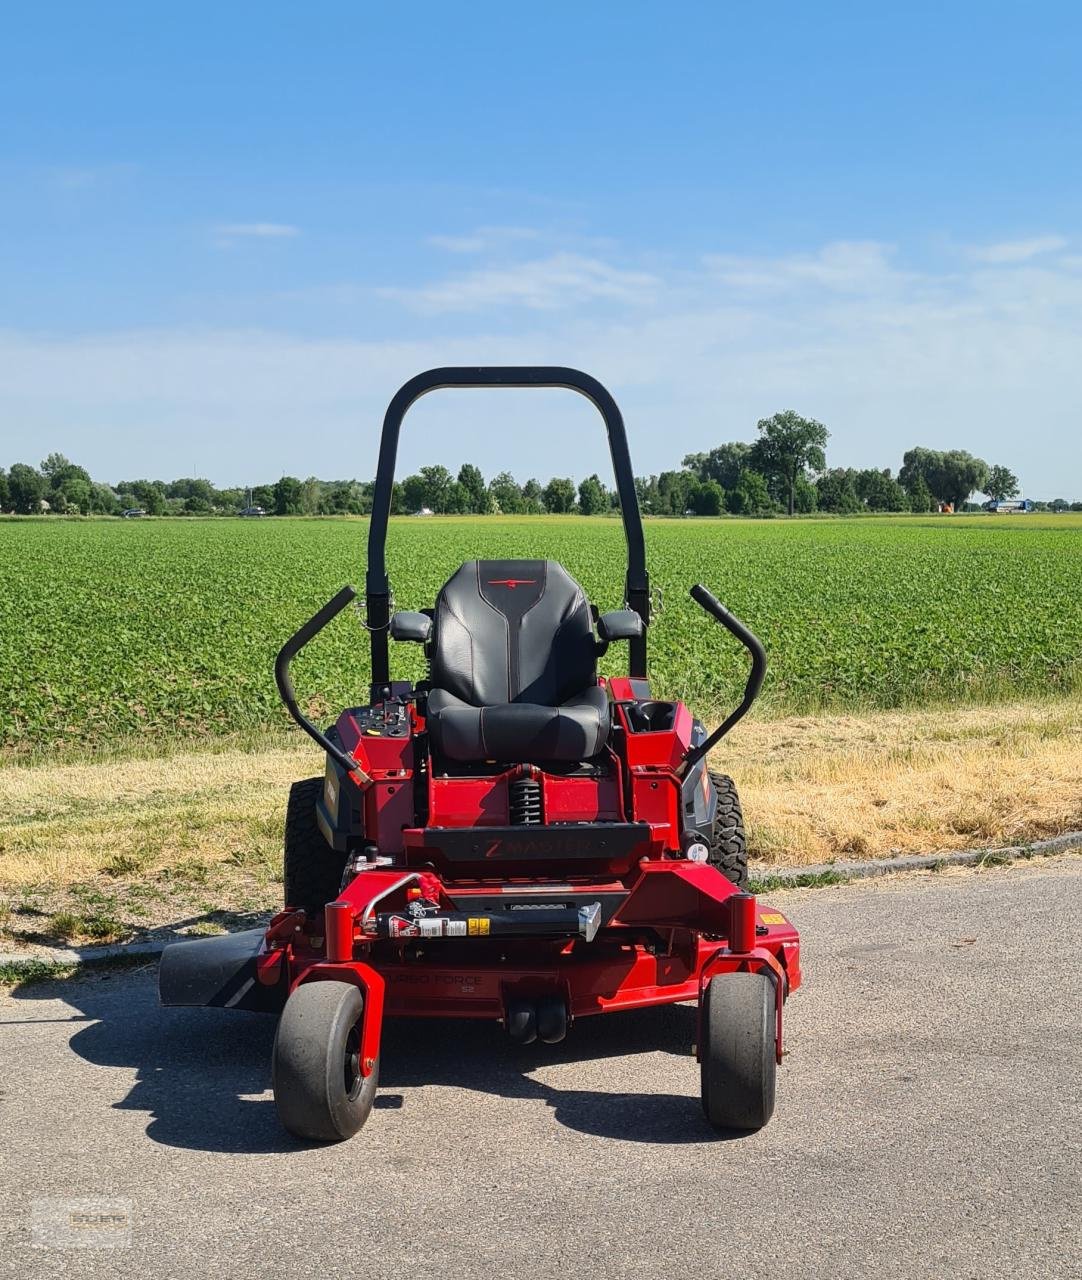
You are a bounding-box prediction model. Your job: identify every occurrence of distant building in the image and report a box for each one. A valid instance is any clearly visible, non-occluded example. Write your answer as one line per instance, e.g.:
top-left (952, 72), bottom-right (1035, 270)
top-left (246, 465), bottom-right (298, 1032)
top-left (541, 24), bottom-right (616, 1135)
top-left (984, 499), bottom-right (1034, 513)
top-left (239, 505), bottom-right (267, 517)
top-left (121, 508), bottom-right (146, 518)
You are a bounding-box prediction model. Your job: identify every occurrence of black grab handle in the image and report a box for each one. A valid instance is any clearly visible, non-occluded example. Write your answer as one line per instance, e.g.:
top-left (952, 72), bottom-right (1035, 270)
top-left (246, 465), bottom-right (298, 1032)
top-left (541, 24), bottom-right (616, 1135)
top-left (679, 584), bottom-right (767, 774)
top-left (274, 585), bottom-right (373, 786)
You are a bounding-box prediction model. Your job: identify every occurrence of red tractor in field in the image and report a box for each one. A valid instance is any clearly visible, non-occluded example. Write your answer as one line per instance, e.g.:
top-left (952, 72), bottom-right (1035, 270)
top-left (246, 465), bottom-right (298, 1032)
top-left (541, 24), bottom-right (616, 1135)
top-left (160, 368), bottom-right (802, 1141)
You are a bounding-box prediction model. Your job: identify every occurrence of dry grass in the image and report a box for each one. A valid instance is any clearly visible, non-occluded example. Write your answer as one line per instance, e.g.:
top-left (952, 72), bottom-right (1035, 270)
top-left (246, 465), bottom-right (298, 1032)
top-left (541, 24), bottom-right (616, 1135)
top-left (0, 696), bottom-right (1079, 947)
top-left (719, 694), bottom-right (1082, 864)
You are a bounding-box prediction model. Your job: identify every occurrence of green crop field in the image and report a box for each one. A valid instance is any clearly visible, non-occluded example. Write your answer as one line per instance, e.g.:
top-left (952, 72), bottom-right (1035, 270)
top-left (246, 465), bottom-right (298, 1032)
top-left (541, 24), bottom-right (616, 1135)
top-left (1, 514), bottom-right (1079, 755)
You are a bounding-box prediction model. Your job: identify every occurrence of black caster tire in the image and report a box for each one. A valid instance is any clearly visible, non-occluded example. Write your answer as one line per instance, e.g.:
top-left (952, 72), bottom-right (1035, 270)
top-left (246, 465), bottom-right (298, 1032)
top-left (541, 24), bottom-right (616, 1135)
top-left (700, 971), bottom-right (776, 1132)
top-left (535, 995), bottom-right (568, 1044)
top-left (272, 980), bottom-right (379, 1141)
top-left (506, 999), bottom-right (538, 1044)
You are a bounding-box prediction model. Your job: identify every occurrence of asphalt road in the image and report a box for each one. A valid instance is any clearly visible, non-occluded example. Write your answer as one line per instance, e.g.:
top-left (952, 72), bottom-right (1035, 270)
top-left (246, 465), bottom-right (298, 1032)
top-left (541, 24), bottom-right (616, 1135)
top-left (1, 858), bottom-right (1079, 1280)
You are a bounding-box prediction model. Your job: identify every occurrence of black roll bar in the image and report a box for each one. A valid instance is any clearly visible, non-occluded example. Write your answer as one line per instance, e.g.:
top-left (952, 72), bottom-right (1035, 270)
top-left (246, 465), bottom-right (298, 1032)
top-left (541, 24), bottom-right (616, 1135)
top-left (365, 368), bottom-right (649, 686)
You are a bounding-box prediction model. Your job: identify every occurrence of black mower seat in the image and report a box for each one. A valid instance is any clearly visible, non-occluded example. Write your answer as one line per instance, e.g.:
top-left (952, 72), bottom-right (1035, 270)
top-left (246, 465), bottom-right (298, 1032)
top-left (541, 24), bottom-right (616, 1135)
top-left (425, 559), bottom-right (610, 764)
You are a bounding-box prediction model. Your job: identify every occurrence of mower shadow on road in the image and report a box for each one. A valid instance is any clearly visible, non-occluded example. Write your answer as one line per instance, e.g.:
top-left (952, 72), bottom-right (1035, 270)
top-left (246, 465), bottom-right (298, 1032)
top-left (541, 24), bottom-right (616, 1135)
top-left (378, 1002), bottom-right (743, 1145)
top-left (12, 972), bottom-right (744, 1151)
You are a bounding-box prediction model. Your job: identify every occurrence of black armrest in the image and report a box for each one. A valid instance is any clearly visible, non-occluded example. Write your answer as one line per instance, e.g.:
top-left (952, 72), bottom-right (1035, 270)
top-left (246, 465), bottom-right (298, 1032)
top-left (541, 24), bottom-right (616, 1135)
top-left (597, 609), bottom-right (644, 642)
top-left (389, 611), bottom-right (432, 643)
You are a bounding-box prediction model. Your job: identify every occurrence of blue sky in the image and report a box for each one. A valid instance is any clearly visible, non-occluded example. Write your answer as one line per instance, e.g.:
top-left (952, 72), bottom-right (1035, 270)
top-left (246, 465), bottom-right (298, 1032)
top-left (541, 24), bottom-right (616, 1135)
top-left (2, 1), bottom-right (1080, 496)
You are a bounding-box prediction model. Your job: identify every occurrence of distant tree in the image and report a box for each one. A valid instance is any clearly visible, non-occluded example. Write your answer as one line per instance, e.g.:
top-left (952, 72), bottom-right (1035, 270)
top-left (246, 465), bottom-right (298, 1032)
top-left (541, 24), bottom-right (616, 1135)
top-left (577, 474), bottom-right (607, 515)
top-left (300, 476), bottom-right (322, 515)
top-left (183, 494), bottom-right (212, 515)
top-left (40, 454), bottom-right (94, 514)
top-left (90, 482), bottom-right (120, 515)
top-left (938, 450), bottom-right (990, 512)
top-left (634, 474), bottom-right (660, 514)
top-left (521, 478), bottom-right (544, 514)
top-left (39, 452), bottom-right (74, 483)
top-left (899, 447), bottom-right (989, 512)
top-left (985, 464), bottom-right (1020, 502)
top-left (1050, 498), bottom-right (1070, 512)
top-left (728, 469), bottom-right (773, 516)
top-left (0, 468), bottom-right (8, 510)
top-left (444, 481), bottom-right (471, 514)
top-left (8, 463), bottom-right (46, 513)
top-left (682, 442), bottom-right (751, 492)
top-left (855, 468), bottom-right (908, 512)
top-left (657, 470), bottom-right (694, 515)
top-left (456, 464), bottom-right (489, 514)
top-left (1069, 501), bottom-right (1082, 512)
top-left (274, 475), bottom-right (303, 515)
top-left (906, 474), bottom-right (936, 513)
top-left (543, 477), bottom-right (577, 514)
top-left (749, 411), bottom-right (829, 516)
top-left (688, 478), bottom-right (725, 516)
top-left (815, 468), bottom-right (861, 514)
top-left (216, 487), bottom-right (245, 511)
top-left (166, 477), bottom-right (216, 505)
top-left (418, 465), bottom-right (454, 513)
top-left (251, 484), bottom-right (275, 511)
top-left (793, 473), bottom-right (819, 513)
top-left (401, 474), bottom-right (427, 512)
top-left (489, 471), bottom-right (524, 514)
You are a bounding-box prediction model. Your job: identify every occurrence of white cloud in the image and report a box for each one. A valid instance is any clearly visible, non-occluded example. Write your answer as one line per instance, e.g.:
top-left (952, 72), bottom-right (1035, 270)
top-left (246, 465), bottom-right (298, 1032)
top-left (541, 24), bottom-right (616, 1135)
top-left (214, 222), bottom-right (300, 241)
top-left (427, 226), bottom-right (541, 254)
top-left (704, 241), bottom-right (907, 296)
top-left (382, 252), bottom-right (661, 312)
top-left (969, 235), bottom-right (1068, 264)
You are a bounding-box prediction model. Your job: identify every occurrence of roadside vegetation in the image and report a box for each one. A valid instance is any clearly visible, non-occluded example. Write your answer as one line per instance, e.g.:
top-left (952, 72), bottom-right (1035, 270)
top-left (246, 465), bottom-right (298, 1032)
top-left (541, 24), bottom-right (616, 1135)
top-left (2, 419), bottom-right (1076, 519)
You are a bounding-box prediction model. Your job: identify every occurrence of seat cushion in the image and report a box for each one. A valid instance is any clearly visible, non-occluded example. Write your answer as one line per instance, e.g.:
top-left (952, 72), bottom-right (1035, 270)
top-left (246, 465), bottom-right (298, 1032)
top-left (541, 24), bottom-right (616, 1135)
top-left (427, 685), bottom-right (610, 763)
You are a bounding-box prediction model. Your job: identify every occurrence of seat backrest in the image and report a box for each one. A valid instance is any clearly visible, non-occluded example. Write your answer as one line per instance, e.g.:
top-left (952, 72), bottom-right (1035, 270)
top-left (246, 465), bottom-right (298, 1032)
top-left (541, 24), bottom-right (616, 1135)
top-left (430, 560), bottom-right (597, 707)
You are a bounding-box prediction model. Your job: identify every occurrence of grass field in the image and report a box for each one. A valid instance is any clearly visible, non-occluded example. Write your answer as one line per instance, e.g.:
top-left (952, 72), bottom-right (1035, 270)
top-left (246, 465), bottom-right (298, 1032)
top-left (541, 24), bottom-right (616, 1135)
top-left (2, 514), bottom-right (1080, 756)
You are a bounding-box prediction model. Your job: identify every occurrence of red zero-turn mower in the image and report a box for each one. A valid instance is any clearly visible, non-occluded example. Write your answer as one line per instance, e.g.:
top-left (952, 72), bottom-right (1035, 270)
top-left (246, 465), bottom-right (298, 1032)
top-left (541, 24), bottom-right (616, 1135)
top-left (159, 368), bottom-right (802, 1141)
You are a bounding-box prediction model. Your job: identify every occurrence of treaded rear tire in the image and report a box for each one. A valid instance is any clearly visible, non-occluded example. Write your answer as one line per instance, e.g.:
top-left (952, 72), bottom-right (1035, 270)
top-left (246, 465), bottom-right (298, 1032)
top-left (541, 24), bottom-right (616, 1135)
top-left (708, 771), bottom-right (748, 888)
top-left (283, 776), bottom-right (348, 913)
top-left (272, 979), bottom-right (379, 1141)
top-left (700, 971), bottom-right (777, 1132)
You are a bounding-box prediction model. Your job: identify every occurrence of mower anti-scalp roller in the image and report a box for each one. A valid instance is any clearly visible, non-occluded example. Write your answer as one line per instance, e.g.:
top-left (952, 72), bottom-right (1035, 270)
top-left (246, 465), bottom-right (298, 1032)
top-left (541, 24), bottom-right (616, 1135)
top-left (159, 367), bottom-right (802, 1142)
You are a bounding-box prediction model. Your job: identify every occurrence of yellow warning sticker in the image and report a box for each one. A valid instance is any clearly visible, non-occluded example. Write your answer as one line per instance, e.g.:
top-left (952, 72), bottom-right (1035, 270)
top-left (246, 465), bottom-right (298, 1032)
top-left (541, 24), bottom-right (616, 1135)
top-left (759, 912), bottom-right (786, 926)
top-left (467, 917), bottom-right (490, 936)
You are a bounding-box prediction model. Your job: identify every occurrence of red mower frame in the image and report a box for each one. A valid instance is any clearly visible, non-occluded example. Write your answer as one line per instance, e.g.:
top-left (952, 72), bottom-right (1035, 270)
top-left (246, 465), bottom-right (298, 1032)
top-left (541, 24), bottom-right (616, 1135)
top-left (159, 368), bottom-right (801, 1140)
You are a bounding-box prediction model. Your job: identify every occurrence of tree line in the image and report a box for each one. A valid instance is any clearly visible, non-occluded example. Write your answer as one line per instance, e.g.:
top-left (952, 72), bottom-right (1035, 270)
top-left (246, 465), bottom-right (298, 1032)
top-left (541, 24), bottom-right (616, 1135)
top-left (2, 416), bottom-right (1077, 518)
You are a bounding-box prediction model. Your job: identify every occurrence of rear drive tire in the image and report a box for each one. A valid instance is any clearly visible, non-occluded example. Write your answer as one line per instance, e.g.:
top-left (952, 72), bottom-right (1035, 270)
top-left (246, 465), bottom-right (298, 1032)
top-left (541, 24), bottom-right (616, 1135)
top-left (272, 979), bottom-right (379, 1141)
top-left (700, 971), bottom-right (776, 1132)
top-left (283, 776), bottom-right (348, 913)
top-left (708, 771), bottom-right (748, 888)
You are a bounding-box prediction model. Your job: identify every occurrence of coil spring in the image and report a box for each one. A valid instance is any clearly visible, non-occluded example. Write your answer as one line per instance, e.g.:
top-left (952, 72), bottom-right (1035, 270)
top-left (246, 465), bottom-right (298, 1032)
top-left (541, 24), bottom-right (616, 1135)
top-left (509, 777), bottom-right (542, 825)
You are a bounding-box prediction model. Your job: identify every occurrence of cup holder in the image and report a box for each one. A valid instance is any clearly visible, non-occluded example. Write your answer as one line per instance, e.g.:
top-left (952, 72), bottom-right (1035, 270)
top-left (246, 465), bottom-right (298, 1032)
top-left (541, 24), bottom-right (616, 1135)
top-left (624, 700), bottom-right (677, 733)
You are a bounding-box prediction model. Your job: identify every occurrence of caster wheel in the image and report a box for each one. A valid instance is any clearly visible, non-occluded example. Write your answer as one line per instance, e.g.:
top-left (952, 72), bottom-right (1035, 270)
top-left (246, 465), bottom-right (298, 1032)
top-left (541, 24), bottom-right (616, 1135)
top-left (700, 971), bottom-right (776, 1132)
top-left (506, 999), bottom-right (538, 1044)
top-left (535, 994), bottom-right (568, 1044)
top-left (272, 980), bottom-right (379, 1141)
